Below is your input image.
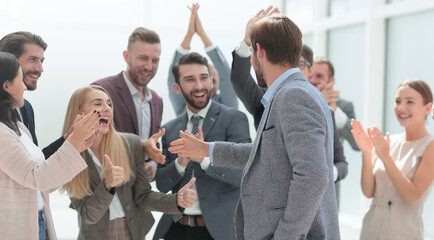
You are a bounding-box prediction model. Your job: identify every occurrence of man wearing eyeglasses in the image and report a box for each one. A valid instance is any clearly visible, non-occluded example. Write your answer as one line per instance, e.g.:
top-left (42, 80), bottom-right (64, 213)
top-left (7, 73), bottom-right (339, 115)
top-left (310, 57), bottom-right (359, 151)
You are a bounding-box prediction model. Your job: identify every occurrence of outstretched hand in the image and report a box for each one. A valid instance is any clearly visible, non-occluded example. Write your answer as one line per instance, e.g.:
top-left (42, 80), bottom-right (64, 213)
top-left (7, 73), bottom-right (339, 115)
top-left (244, 6), bottom-right (280, 46)
top-left (169, 129), bottom-right (210, 159)
top-left (351, 119), bottom-right (374, 153)
top-left (177, 177), bottom-right (197, 208)
top-left (142, 128), bottom-right (166, 164)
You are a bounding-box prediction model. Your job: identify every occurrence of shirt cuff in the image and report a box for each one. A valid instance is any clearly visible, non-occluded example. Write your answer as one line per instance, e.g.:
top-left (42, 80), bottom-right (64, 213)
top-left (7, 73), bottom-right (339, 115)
top-left (175, 158), bottom-right (187, 175)
top-left (200, 157), bottom-right (210, 171)
top-left (209, 142), bottom-right (216, 165)
top-left (177, 46), bottom-right (191, 55)
top-left (334, 106), bottom-right (348, 130)
top-left (235, 40), bottom-right (251, 58)
top-left (333, 166), bottom-right (338, 182)
top-left (205, 44), bottom-right (217, 53)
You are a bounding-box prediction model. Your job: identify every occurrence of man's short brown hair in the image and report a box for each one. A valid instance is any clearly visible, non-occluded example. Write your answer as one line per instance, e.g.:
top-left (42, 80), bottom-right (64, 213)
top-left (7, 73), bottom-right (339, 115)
top-left (172, 52), bottom-right (210, 85)
top-left (250, 14), bottom-right (302, 67)
top-left (0, 31), bottom-right (47, 59)
top-left (127, 27), bottom-right (160, 51)
top-left (314, 57), bottom-right (335, 77)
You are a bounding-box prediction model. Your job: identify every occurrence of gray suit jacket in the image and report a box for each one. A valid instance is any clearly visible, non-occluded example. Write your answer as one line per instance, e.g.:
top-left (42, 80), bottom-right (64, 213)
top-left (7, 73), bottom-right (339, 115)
top-left (153, 100), bottom-right (251, 240)
top-left (214, 72), bottom-right (340, 240)
top-left (70, 133), bottom-right (180, 240)
top-left (168, 47), bottom-right (238, 116)
top-left (336, 98), bottom-right (359, 151)
top-left (231, 51), bottom-right (347, 182)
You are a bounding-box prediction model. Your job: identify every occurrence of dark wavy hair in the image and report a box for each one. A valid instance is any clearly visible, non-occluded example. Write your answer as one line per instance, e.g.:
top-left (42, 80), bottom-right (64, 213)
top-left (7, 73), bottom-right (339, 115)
top-left (0, 52), bottom-right (21, 135)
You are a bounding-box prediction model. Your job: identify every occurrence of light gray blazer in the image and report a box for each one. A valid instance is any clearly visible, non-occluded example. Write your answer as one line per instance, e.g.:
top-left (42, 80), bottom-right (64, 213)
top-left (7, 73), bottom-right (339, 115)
top-left (213, 72), bottom-right (340, 240)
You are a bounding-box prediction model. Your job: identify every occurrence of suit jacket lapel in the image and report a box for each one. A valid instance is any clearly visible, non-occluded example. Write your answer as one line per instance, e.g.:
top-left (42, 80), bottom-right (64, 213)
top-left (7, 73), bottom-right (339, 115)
top-left (115, 74), bottom-right (139, 134)
top-left (202, 101), bottom-right (219, 140)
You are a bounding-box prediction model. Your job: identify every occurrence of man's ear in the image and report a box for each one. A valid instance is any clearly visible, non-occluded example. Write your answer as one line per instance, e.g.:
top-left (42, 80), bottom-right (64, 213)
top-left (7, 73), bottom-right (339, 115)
top-left (173, 83), bottom-right (182, 94)
top-left (123, 50), bottom-right (129, 64)
top-left (256, 43), bottom-right (265, 60)
top-left (308, 65), bottom-right (315, 79)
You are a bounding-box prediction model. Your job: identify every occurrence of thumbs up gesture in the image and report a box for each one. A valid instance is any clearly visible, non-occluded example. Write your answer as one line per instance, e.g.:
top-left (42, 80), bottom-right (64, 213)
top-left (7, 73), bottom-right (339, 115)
top-left (177, 177), bottom-right (197, 208)
top-left (104, 154), bottom-right (125, 190)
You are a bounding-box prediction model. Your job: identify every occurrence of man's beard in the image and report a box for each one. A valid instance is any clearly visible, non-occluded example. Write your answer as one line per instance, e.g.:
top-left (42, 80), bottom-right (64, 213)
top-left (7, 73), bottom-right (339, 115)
top-left (252, 55), bottom-right (267, 88)
top-left (23, 71), bottom-right (41, 91)
top-left (127, 68), bottom-right (152, 87)
top-left (180, 87), bottom-right (211, 110)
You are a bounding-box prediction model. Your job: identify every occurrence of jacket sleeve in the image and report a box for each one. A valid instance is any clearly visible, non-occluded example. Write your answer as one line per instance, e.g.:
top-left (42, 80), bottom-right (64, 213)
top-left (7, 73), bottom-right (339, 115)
top-left (207, 46), bottom-right (238, 110)
top-left (0, 124), bottom-right (87, 192)
top-left (273, 87), bottom-right (330, 239)
top-left (128, 135), bottom-right (180, 214)
top-left (337, 99), bottom-right (359, 151)
top-left (167, 50), bottom-right (187, 116)
top-left (230, 50), bottom-right (266, 128)
top-left (203, 110), bottom-right (251, 187)
top-left (42, 136), bottom-right (66, 159)
top-left (330, 110), bottom-right (348, 182)
top-left (70, 181), bottom-right (115, 225)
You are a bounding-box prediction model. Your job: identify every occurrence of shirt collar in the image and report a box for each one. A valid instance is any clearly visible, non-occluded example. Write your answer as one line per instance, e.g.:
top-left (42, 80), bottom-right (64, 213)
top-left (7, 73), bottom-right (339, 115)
top-left (122, 71), bottom-right (152, 102)
top-left (261, 68), bottom-right (300, 107)
top-left (186, 99), bottom-right (212, 121)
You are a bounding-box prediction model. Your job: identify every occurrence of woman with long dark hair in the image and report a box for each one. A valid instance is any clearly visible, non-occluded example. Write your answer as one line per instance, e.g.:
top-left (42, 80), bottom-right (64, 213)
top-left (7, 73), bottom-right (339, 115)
top-left (0, 52), bottom-right (100, 240)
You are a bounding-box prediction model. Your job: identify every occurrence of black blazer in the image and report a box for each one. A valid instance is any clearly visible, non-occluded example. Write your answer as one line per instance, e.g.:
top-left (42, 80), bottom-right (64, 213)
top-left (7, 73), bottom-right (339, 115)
top-left (18, 98), bottom-right (65, 159)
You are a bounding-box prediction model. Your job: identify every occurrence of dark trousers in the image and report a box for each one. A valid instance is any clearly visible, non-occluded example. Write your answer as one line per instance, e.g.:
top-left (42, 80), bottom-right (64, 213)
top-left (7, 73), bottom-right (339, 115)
top-left (164, 222), bottom-right (213, 240)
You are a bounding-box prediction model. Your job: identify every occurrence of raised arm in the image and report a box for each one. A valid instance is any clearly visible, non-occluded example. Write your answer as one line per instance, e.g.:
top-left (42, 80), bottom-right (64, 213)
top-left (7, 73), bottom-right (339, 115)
top-left (168, 4), bottom-right (198, 116)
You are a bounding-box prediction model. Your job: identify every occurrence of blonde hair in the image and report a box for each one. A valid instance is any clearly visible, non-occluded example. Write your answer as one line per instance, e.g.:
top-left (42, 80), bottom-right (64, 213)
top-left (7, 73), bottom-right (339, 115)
top-left (60, 85), bottom-right (133, 199)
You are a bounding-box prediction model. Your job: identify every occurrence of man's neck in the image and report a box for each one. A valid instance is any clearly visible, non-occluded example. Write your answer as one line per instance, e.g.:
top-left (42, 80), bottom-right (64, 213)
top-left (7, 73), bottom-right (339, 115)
top-left (265, 64), bottom-right (293, 88)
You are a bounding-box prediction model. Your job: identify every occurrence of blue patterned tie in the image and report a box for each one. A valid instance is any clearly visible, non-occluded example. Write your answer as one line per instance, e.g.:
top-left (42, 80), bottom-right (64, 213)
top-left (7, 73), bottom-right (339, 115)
top-left (173, 115), bottom-right (202, 222)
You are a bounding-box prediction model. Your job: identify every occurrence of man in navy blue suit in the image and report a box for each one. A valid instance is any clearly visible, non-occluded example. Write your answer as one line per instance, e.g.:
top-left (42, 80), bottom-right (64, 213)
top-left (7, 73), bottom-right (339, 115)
top-left (0, 31), bottom-right (65, 158)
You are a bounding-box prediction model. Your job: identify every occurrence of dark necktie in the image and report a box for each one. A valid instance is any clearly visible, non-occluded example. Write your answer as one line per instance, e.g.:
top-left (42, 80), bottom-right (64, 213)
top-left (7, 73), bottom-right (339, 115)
top-left (173, 115), bottom-right (202, 222)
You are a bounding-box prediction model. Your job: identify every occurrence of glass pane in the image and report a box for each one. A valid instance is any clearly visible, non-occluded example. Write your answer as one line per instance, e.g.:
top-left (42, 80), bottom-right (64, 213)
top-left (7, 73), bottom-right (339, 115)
top-left (327, 24), bottom-right (366, 225)
top-left (285, 0), bottom-right (314, 23)
top-left (386, 10), bottom-right (434, 239)
top-left (302, 33), bottom-right (314, 48)
top-left (329, 0), bottom-right (367, 16)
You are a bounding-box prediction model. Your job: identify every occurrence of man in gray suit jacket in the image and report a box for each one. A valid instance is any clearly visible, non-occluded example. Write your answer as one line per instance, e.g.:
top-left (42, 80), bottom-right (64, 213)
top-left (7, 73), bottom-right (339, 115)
top-left (170, 7), bottom-right (340, 239)
top-left (168, 4), bottom-right (238, 116)
top-left (153, 52), bottom-right (251, 240)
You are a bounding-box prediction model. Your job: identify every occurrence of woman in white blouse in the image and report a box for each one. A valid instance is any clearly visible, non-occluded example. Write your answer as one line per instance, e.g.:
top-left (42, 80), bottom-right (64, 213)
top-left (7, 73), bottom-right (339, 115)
top-left (0, 53), bottom-right (100, 240)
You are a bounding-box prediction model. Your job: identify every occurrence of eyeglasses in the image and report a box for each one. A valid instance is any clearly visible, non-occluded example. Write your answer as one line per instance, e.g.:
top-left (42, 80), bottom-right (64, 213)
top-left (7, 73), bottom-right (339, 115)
top-left (298, 60), bottom-right (311, 70)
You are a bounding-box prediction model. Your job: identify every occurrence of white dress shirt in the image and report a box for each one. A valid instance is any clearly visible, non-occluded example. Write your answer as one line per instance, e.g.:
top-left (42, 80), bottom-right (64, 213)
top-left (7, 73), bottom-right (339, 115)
top-left (122, 71), bottom-right (152, 140)
top-left (174, 101), bottom-right (212, 215)
top-left (88, 149), bottom-right (126, 220)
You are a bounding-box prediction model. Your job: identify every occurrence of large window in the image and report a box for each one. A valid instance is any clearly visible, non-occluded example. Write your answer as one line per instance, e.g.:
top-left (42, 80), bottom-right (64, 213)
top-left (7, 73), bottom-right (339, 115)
top-left (283, 0), bottom-right (434, 238)
top-left (385, 9), bottom-right (434, 238)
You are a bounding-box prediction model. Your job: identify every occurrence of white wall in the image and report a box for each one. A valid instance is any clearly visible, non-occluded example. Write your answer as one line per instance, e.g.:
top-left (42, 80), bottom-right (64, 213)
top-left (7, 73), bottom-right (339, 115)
top-left (0, 0), bottom-right (272, 147)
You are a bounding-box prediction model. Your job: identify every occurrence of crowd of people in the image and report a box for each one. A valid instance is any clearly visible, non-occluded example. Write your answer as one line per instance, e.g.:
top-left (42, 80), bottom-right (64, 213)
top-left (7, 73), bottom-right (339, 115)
top-left (0, 4), bottom-right (433, 240)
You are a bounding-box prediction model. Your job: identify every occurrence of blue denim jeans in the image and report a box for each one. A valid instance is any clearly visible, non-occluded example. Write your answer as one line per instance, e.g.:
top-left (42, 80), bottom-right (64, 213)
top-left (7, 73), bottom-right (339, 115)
top-left (38, 208), bottom-right (48, 240)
